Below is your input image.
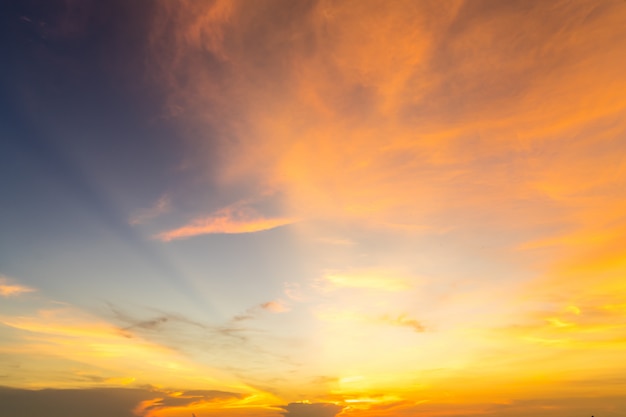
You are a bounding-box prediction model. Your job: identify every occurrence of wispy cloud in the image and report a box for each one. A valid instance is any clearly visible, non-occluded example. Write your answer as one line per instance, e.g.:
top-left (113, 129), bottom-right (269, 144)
top-left (5, 1), bottom-right (626, 414)
top-left (147, 0), bottom-right (626, 247)
top-left (316, 309), bottom-right (425, 334)
top-left (110, 307), bottom-right (207, 335)
top-left (233, 300), bottom-right (290, 322)
top-left (0, 304), bottom-right (246, 390)
top-left (0, 275), bottom-right (35, 297)
top-left (105, 304), bottom-right (302, 388)
top-left (379, 314), bottom-right (426, 333)
top-left (129, 194), bottom-right (171, 225)
top-left (261, 300), bottom-right (289, 313)
top-left (155, 206), bottom-right (296, 241)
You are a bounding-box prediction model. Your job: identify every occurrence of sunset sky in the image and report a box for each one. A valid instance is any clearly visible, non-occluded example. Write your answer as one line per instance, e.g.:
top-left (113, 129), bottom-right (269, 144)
top-left (2, 1), bottom-right (626, 416)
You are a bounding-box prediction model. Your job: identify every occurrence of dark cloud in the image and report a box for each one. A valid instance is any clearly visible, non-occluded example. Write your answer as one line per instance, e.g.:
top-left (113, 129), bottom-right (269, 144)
top-left (280, 402), bottom-right (343, 417)
top-left (0, 386), bottom-right (155, 417)
top-left (0, 386), bottom-right (243, 417)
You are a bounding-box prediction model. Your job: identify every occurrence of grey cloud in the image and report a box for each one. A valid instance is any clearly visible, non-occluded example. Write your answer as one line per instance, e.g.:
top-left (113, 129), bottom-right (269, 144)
top-left (0, 386), bottom-right (244, 417)
top-left (0, 386), bottom-right (156, 417)
top-left (280, 402), bottom-right (343, 417)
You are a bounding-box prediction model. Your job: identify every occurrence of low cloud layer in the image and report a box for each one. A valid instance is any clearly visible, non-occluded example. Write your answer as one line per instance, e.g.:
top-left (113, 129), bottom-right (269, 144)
top-left (0, 387), bottom-right (159, 417)
top-left (280, 402), bottom-right (343, 417)
top-left (0, 386), bottom-right (243, 417)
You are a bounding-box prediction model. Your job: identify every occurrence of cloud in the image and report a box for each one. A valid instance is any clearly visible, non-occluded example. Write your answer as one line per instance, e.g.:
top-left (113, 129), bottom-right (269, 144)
top-left (343, 395), bottom-right (626, 417)
top-left (0, 304), bottom-right (248, 390)
top-left (155, 206), bottom-right (296, 241)
top-left (284, 282), bottom-right (307, 302)
top-left (129, 194), bottom-right (171, 225)
top-left (104, 304), bottom-right (304, 388)
top-left (233, 300), bottom-right (290, 322)
top-left (261, 301), bottom-right (289, 313)
top-left (316, 309), bottom-right (426, 334)
top-left (495, 301), bottom-right (626, 349)
top-left (109, 305), bottom-right (208, 334)
top-left (379, 314), bottom-right (426, 333)
top-left (6, 1), bottom-right (626, 412)
top-left (0, 386), bottom-right (245, 417)
top-left (146, 0), bottom-right (626, 233)
top-left (0, 276), bottom-right (35, 297)
top-left (141, 4), bottom-right (626, 402)
top-left (280, 402), bottom-right (343, 417)
top-left (0, 386), bottom-right (154, 417)
top-left (133, 389), bottom-right (242, 415)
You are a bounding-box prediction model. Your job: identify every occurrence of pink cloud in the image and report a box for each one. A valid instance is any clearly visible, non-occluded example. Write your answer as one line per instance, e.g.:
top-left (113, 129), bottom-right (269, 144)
top-left (155, 207), bottom-right (297, 241)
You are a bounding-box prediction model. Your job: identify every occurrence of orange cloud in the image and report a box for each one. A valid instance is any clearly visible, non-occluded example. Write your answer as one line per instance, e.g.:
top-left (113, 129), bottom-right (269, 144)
top-left (0, 276), bottom-right (35, 297)
top-left (155, 206), bottom-right (296, 241)
top-left (146, 0), bottom-right (626, 248)
top-left (261, 301), bottom-right (289, 313)
top-left (133, 389), bottom-right (244, 417)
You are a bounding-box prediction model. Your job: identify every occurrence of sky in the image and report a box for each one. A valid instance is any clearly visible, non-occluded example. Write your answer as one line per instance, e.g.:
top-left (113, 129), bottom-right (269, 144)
top-left (1, 0), bottom-right (626, 416)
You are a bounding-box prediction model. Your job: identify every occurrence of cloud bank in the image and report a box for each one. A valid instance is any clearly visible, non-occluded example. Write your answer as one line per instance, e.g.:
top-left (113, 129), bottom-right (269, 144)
top-left (280, 402), bottom-right (343, 417)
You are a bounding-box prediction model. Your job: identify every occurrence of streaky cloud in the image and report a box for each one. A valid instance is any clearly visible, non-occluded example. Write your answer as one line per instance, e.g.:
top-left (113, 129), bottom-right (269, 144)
top-left (129, 194), bottom-right (171, 225)
top-left (0, 275), bottom-right (35, 297)
top-left (155, 206), bottom-right (296, 241)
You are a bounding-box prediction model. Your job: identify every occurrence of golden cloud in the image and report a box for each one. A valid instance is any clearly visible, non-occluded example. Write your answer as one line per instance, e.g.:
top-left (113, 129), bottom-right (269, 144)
top-left (148, 0), bottom-right (626, 236)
